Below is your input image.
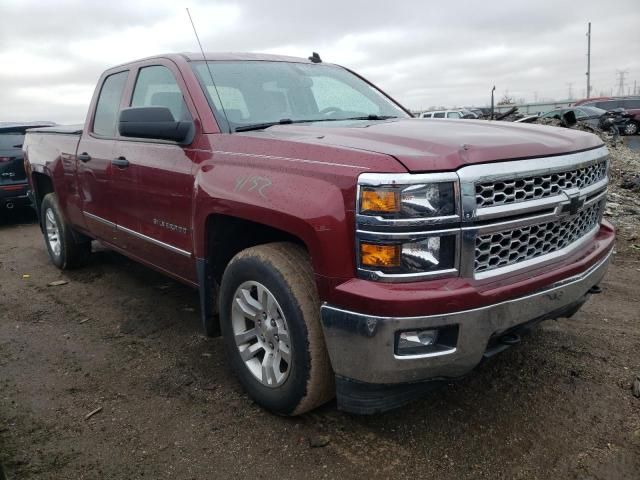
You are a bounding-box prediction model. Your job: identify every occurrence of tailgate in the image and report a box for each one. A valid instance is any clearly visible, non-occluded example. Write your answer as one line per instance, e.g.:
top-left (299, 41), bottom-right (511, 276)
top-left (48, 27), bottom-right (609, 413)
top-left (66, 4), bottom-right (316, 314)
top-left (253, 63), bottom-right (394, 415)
top-left (0, 131), bottom-right (28, 184)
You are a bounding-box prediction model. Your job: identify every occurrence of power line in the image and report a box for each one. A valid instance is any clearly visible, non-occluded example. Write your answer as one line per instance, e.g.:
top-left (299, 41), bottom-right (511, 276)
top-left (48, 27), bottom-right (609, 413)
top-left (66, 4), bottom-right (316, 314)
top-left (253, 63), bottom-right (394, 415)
top-left (586, 22), bottom-right (591, 98)
top-left (616, 69), bottom-right (628, 96)
top-left (566, 82), bottom-right (574, 100)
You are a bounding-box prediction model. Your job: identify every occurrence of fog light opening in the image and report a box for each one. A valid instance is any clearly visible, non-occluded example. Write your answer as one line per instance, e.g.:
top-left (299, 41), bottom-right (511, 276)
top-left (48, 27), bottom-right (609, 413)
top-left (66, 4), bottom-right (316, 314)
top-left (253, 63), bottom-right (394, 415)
top-left (398, 329), bottom-right (438, 350)
top-left (395, 325), bottom-right (459, 357)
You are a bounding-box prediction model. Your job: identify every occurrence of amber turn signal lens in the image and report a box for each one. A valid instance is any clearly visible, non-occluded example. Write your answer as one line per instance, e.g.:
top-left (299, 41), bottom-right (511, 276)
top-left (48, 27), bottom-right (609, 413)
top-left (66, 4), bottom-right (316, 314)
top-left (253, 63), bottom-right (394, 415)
top-left (360, 188), bottom-right (400, 213)
top-left (360, 243), bottom-right (401, 268)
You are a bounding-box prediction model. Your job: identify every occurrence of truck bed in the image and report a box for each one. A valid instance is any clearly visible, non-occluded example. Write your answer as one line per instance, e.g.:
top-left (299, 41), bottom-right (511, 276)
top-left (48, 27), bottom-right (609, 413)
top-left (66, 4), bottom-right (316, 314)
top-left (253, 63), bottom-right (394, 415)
top-left (23, 125), bottom-right (83, 170)
top-left (26, 125), bottom-right (83, 135)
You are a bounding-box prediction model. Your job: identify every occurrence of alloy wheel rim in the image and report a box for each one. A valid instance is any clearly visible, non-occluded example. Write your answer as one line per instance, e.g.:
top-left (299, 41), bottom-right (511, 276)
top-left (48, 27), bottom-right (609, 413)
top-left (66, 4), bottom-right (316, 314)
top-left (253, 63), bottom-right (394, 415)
top-left (231, 280), bottom-right (291, 388)
top-left (45, 208), bottom-right (61, 258)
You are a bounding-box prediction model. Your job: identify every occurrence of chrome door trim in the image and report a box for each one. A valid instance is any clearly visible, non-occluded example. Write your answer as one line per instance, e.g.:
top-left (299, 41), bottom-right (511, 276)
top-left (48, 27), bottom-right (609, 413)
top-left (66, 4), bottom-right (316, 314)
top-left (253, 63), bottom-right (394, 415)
top-left (83, 211), bottom-right (191, 257)
top-left (84, 210), bottom-right (116, 228)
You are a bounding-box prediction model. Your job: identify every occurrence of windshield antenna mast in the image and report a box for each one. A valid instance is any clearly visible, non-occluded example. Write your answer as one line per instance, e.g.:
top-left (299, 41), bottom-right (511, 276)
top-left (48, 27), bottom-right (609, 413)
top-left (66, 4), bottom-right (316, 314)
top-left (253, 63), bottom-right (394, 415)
top-left (186, 8), bottom-right (230, 130)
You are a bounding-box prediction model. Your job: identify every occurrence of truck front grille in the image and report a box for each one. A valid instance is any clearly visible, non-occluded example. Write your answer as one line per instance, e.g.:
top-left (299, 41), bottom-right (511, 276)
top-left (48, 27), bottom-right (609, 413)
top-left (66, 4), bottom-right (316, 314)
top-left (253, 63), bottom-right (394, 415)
top-left (475, 159), bottom-right (607, 208)
top-left (474, 200), bottom-right (603, 273)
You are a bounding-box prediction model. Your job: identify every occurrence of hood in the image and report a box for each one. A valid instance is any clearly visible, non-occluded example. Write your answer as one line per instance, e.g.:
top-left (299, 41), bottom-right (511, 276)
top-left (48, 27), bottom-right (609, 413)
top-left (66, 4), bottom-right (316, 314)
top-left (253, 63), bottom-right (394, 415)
top-left (253, 118), bottom-right (604, 172)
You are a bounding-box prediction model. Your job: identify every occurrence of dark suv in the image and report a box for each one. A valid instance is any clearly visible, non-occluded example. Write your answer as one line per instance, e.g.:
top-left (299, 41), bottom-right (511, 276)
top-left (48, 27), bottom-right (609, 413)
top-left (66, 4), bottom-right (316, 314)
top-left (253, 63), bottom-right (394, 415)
top-left (573, 96), bottom-right (640, 135)
top-left (0, 122), bottom-right (55, 212)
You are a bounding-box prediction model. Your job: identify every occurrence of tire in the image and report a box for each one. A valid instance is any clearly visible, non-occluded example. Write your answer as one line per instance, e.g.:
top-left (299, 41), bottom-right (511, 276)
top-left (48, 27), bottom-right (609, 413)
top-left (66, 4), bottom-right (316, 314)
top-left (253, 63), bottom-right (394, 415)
top-left (219, 242), bottom-right (334, 415)
top-left (41, 193), bottom-right (91, 269)
top-left (623, 121), bottom-right (639, 136)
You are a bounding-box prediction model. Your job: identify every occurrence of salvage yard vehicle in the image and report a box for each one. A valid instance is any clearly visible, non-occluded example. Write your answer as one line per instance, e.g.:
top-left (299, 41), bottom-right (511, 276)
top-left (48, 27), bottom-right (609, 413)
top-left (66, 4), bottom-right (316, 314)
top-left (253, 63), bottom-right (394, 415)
top-left (539, 106), bottom-right (631, 136)
top-left (573, 96), bottom-right (640, 135)
top-left (23, 53), bottom-right (614, 415)
top-left (0, 122), bottom-right (54, 213)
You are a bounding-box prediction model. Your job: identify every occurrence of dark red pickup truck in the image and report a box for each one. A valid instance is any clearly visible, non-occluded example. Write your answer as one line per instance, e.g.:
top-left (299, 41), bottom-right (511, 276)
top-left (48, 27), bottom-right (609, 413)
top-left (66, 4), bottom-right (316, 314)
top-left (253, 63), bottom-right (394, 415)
top-left (23, 53), bottom-right (614, 414)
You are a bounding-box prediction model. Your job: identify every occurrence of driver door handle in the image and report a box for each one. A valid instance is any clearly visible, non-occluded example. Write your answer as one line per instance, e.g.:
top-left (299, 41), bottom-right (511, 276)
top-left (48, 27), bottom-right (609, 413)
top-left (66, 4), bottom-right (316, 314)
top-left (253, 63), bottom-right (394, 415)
top-left (78, 152), bottom-right (91, 163)
top-left (112, 156), bottom-right (129, 168)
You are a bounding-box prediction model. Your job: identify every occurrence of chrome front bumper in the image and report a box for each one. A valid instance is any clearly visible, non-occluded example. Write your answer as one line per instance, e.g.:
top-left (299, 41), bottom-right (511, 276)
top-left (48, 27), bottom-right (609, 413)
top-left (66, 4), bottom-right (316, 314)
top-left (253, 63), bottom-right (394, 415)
top-left (320, 249), bottom-right (612, 385)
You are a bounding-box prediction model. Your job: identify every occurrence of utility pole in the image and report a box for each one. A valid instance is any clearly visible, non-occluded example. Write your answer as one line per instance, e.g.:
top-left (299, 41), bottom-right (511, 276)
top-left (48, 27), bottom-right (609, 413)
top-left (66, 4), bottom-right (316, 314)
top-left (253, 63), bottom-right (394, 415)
top-left (490, 85), bottom-right (496, 120)
top-left (567, 82), bottom-right (574, 100)
top-left (586, 22), bottom-right (591, 98)
top-left (616, 69), bottom-right (628, 96)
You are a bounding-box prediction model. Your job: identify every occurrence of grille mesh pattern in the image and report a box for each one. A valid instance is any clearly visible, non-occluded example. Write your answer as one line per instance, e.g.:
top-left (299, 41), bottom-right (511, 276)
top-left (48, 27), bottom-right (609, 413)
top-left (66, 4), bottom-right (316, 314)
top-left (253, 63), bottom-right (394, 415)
top-left (475, 160), bottom-right (607, 208)
top-left (474, 201), bottom-right (603, 273)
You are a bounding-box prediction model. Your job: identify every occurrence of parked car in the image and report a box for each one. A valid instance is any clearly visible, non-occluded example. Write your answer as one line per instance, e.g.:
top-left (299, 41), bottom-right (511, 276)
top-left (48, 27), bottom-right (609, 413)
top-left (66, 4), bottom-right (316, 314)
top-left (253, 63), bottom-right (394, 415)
top-left (24, 53), bottom-right (613, 415)
top-left (419, 109), bottom-right (477, 119)
top-left (573, 96), bottom-right (640, 135)
top-left (465, 108), bottom-right (486, 119)
top-left (0, 122), bottom-right (54, 213)
top-left (540, 106), bottom-right (631, 134)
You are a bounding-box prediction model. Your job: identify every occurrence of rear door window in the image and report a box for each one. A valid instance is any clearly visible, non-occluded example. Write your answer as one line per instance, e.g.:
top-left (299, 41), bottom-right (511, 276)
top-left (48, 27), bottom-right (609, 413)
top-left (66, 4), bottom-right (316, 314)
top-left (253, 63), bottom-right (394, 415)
top-left (621, 99), bottom-right (640, 109)
top-left (131, 66), bottom-right (191, 121)
top-left (433, 112), bottom-right (445, 118)
top-left (595, 100), bottom-right (621, 110)
top-left (93, 71), bottom-right (129, 137)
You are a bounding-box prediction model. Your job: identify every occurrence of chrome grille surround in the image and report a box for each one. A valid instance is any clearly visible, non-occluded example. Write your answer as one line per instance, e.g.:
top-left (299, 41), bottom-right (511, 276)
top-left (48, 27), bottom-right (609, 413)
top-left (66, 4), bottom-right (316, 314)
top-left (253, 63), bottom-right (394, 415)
top-left (458, 145), bottom-right (609, 279)
top-left (475, 159), bottom-right (607, 208)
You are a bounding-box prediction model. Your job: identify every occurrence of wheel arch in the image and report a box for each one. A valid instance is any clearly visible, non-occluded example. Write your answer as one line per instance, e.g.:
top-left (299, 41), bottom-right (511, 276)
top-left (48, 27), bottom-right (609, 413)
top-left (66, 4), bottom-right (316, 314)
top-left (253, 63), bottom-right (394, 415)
top-left (31, 171), bottom-right (55, 229)
top-left (195, 210), bottom-right (318, 337)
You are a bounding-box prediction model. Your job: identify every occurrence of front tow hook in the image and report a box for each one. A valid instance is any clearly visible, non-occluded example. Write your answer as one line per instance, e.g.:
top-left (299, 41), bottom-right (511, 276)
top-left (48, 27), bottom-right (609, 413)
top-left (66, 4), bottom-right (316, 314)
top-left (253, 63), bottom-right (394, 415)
top-left (588, 285), bottom-right (602, 294)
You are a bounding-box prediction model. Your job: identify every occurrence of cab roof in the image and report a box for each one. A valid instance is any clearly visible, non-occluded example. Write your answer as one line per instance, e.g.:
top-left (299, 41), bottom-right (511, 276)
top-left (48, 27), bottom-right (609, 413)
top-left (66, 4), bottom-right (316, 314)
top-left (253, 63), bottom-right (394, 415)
top-left (110, 52), bottom-right (319, 70)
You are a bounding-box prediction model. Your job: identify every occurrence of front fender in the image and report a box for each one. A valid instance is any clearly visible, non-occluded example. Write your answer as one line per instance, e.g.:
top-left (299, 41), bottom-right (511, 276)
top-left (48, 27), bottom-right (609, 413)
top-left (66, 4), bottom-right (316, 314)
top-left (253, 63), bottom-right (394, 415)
top-left (192, 158), bottom-right (357, 279)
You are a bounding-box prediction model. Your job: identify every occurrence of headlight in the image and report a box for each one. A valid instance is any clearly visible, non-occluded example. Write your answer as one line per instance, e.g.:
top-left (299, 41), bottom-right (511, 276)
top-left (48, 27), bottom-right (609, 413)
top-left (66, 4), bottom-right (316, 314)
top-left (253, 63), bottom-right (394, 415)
top-left (359, 182), bottom-right (456, 218)
top-left (356, 172), bottom-right (460, 281)
top-left (359, 234), bottom-right (457, 277)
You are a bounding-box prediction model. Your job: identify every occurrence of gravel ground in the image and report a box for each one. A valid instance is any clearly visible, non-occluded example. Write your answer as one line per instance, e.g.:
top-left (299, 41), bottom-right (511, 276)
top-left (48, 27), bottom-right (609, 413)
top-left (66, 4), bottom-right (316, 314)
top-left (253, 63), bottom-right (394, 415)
top-left (1, 204), bottom-right (639, 480)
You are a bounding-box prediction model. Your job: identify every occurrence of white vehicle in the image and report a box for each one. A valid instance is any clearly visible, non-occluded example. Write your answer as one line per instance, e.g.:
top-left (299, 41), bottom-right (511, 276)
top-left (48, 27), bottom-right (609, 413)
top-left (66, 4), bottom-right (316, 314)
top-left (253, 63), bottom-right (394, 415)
top-left (419, 109), bottom-right (477, 119)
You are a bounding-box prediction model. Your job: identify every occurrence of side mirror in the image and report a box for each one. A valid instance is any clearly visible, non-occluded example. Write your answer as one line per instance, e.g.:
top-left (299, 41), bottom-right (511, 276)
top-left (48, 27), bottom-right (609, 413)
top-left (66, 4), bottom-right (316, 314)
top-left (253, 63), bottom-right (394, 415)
top-left (118, 107), bottom-right (193, 142)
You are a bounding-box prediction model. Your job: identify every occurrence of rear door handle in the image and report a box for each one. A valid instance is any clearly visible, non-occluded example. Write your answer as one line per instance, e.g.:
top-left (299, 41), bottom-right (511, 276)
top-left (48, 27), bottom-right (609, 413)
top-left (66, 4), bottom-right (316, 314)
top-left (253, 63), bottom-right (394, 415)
top-left (112, 156), bottom-right (129, 168)
top-left (78, 152), bottom-right (91, 163)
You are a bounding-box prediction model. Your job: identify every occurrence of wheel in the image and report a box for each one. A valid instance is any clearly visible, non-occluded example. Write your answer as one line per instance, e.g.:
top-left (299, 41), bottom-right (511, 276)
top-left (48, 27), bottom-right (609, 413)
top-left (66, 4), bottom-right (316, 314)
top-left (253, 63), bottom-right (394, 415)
top-left (219, 242), bottom-right (334, 415)
top-left (41, 193), bottom-right (91, 269)
top-left (623, 121), bottom-right (638, 136)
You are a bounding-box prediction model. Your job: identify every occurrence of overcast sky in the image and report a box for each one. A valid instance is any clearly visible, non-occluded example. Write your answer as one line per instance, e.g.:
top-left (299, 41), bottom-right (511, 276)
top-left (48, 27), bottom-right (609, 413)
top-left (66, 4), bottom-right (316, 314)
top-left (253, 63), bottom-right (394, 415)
top-left (1, 0), bottom-right (639, 124)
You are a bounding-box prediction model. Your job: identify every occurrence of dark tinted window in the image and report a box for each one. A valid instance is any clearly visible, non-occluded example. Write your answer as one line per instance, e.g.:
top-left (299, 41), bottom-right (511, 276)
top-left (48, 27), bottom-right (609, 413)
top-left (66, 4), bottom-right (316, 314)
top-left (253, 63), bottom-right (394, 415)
top-left (93, 71), bottom-right (128, 137)
top-left (131, 66), bottom-right (190, 121)
top-left (0, 132), bottom-right (25, 150)
top-left (433, 112), bottom-right (445, 118)
top-left (621, 99), bottom-right (640, 109)
top-left (594, 100), bottom-right (621, 110)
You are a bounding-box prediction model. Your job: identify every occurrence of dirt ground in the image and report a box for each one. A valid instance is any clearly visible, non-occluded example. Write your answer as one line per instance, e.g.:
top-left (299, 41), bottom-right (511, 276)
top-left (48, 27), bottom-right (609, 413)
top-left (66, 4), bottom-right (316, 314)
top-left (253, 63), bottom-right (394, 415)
top-left (0, 205), bottom-right (639, 480)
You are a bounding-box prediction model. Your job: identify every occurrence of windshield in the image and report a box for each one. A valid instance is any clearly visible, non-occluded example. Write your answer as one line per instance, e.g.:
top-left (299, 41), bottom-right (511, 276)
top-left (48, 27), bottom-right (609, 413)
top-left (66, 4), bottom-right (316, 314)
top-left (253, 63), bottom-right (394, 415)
top-left (192, 61), bottom-right (409, 131)
top-left (577, 106), bottom-right (607, 117)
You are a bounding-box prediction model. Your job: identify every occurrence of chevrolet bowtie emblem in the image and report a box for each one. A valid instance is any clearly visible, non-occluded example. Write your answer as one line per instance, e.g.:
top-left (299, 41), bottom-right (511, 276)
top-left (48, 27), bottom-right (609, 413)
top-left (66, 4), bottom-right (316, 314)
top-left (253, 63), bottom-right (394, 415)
top-left (562, 191), bottom-right (585, 216)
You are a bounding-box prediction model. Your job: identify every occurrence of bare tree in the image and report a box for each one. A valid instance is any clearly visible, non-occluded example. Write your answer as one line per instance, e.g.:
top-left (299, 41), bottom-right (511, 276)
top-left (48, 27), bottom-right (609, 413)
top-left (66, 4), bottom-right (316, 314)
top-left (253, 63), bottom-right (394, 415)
top-left (497, 94), bottom-right (515, 105)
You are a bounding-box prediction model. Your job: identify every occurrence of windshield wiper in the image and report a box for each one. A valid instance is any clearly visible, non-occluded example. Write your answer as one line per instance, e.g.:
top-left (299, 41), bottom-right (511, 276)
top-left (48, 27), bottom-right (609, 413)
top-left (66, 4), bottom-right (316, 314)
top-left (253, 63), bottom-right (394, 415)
top-left (234, 115), bottom-right (399, 132)
top-left (338, 115), bottom-right (399, 121)
top-left (235, 118), bottom-right (296, 132)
